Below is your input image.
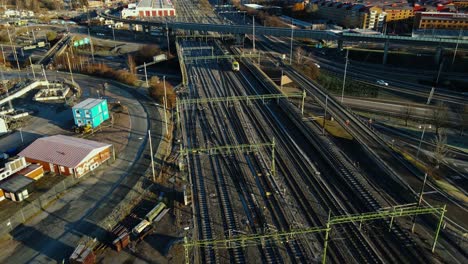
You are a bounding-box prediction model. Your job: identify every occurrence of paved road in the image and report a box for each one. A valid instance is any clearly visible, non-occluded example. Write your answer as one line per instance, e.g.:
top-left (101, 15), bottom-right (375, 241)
top-left (0, 72), bottom-right (163, 263)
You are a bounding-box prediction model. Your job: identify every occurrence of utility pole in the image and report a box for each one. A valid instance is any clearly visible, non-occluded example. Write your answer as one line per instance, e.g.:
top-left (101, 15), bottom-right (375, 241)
top-left (66, 52), bottom-right (74, 83)
top-left (341, 49), bottom-right (349, 103)
top-left (31, 27), bottom-right (36, 43)
top-left (112, 25), bottom-right (116, 49)
top-left (427, 60), bottom-right (444, 105)
top-left (289, 20), bottom-right (294, 65)
top-left (163, 76), bottom-right (169, 135)
top-left (322, 95), bottom-right (328, 135)
top-left (0, 44), bottom-right (5, 65)
top-left (0, 68), bottom-right (12, 110)
top-left (416, 124), bottom-right (431, 158)
top-left (87, 27), bottom-right (95, 62)
top-left (29, 57), bottom-right (36, 79)
top-left (148, 130), bottom-right (156, 182)
top-left (42, 65), bottom-right (50, 91)
top-left (452, 29), bottom-right (462, 65)
top-left (7, 30), bottom-right (21, 78)
top-left (411, 173), bottom-right (428, 233)
top-left (280, 69), bottom-right (283, 91)
top-left (144, 62), bottom-right (149, 87)
top-left (19, 128), bottom-right (24, 144)
top-left (252, 15), bottom-right (256, 52)
top-left (166, 22), bottom-right (171, 55)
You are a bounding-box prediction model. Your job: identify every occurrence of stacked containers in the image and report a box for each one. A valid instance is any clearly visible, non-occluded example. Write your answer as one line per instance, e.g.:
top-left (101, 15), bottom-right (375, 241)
top-left (72, 98), bottom-right (110, 129)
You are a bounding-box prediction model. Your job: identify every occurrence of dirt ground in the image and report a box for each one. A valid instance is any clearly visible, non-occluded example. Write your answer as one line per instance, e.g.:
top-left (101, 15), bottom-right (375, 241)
top-left (95, 109), bottom-right (191, 264)
top-left (78, 92), bottom-right (131, 155)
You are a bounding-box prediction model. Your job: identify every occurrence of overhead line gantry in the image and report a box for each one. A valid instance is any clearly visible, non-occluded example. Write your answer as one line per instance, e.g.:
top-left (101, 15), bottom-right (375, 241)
top-left (180, 139), bottom-right (277, 177)
top-left (183, 204), bottom-right (447, 264)
top-left (176, 92), bottom-right (307, 125)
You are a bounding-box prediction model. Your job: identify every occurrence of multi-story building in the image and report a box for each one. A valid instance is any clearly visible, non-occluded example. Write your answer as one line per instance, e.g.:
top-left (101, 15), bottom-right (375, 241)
top-left (72, 98), bottom-right (109, 129)
top-left (414, 12), bottom-right (468, 30)
top-left (453, 0), bottom-right (468, 8)
top-left (310, 1), bottom-right (386, 30)
top-left (384, 6), bottom-right (414, 22)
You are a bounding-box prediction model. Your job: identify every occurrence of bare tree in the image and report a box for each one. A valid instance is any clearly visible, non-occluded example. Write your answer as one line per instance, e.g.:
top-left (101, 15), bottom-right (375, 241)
top-left (431, 103), bottom-right (448, 134)
top-left (431, 129), bottom-right (448, 169)
top-left (295, 47), bottom-right (305, 64)
top-left (402, 104), bottom-right (413, 127)
top-left (457, 105), bottom-right (468, 136)
top-left (127, 55), bottom-right (136, 75)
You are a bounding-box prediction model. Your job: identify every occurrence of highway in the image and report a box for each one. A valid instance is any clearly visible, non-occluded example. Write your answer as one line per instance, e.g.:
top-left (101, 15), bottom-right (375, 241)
top-left (98, 11), bottom-right (468, 47)
top-left (0, 72), bottom-right (163, 263)
top-left (259, 35), bottom-right (468, 106)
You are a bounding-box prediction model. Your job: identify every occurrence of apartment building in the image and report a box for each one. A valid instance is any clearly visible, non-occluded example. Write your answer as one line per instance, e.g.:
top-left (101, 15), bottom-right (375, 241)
top-left (414, 12), bottom-right (468, 30)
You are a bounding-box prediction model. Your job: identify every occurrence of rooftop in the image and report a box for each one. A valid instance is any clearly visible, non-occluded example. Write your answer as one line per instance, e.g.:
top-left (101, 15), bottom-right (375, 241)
top-left (137, 0), bottom-right (174, 9)
top-left (73, 98), bottom-right (106, 110)
top-left (18, 135), bottom-right (111, 169)
top-left (0, 175), bottom-right (34, 193)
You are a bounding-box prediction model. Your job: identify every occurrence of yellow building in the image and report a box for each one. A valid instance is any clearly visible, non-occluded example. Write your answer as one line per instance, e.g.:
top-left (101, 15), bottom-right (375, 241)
top-left (415, 12), bottom-right (468, 30)
top-left (384, 6), bottom-right (414, 22)
top-left (453, 0), bottom-right (468, 8)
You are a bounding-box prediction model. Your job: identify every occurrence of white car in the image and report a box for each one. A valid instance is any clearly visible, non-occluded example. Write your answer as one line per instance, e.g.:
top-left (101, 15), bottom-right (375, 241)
top-left (314, 63), bottom-right (320, 68)
top-left (376, 80), bottom-right (388, 86)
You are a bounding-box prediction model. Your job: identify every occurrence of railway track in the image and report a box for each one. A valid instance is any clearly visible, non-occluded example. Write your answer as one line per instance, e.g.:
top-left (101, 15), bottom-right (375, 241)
top-left (234, 52), bottom-right (434, 263)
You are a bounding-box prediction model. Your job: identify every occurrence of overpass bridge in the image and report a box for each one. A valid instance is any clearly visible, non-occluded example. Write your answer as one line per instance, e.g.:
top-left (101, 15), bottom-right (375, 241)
top-left (99, 13), bottom-right (468, 47)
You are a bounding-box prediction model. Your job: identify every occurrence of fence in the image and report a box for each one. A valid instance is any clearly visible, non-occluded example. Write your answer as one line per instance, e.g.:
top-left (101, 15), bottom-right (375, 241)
top-left (0, 175), bottom-right (79, 237)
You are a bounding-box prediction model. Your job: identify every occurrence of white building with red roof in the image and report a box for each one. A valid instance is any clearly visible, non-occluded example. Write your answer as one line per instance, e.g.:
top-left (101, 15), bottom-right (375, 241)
top-left (18, 135), bottom-right (113, 178)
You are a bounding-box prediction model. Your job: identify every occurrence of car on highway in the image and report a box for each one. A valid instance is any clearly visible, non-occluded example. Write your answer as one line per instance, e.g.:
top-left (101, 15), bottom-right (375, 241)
top-left (376, 80), bottom-right (388, 86)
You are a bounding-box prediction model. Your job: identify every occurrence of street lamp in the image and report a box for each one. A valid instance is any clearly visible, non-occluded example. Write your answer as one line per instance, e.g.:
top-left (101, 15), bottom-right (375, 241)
top-left (341, 49), bottom-right (349, 103)
top-left (289, 21), bottom-right (294, 65)
top-left (252, 15), bottom-right (256, 52)
top-left (416, 124), bottom-right (432, 158)
top-left (112, 25), bottom-right (116, 49)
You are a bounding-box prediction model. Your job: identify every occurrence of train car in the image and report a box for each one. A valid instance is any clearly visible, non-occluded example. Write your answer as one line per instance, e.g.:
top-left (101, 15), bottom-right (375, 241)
top-left (132, 219), bottom-right (150, 236)
top-left (232, 61), bottom-right (240, 71)
top-left (145, 202), bottom-right (166, 222)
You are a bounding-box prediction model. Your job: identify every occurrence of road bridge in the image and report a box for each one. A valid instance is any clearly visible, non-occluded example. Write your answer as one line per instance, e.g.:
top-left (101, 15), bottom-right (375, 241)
top-left (99, 13), bottom-right (468, 48)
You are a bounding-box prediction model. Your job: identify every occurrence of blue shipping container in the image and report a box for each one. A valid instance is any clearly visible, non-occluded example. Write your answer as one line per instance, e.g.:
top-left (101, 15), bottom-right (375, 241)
top-left (72, 98), bottom-right (109, 128)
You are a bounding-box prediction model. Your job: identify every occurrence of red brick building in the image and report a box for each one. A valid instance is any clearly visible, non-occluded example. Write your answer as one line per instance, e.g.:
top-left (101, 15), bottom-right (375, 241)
top-left (19, 135), bottom-right (113, 178)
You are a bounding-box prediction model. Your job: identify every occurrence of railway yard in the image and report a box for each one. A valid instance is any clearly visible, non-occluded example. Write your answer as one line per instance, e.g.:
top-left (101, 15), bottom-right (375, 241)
top-left (161, 1), bottom-right (467, 263)
top-left (175, 37), bottom-right (466, 263)
top-left (0, 0), bottom-right (466, 263)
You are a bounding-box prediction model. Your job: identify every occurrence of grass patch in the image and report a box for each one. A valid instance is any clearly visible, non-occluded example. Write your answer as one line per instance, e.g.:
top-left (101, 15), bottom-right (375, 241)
top-left (317, 70), bottom-right (378, 98)
top-left (311, 116), bottom-right (353, 140)
top-left (392, 145), bottom-right (468, 203)
top-left (434, 180), bottom-right (468, 203)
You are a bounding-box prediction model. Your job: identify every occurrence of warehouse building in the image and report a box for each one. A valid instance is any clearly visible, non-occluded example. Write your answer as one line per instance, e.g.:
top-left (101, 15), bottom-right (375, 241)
top-left (19, 135), bottom-right (113, 178)
top-left (122, 0), bottom-right (176, 18)
top-left (72, 98), bottom-right (109, 129)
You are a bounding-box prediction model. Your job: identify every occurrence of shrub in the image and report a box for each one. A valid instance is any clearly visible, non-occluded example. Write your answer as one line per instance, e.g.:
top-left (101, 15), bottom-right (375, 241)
top-left (148, 78), bottom-right (176, 109)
